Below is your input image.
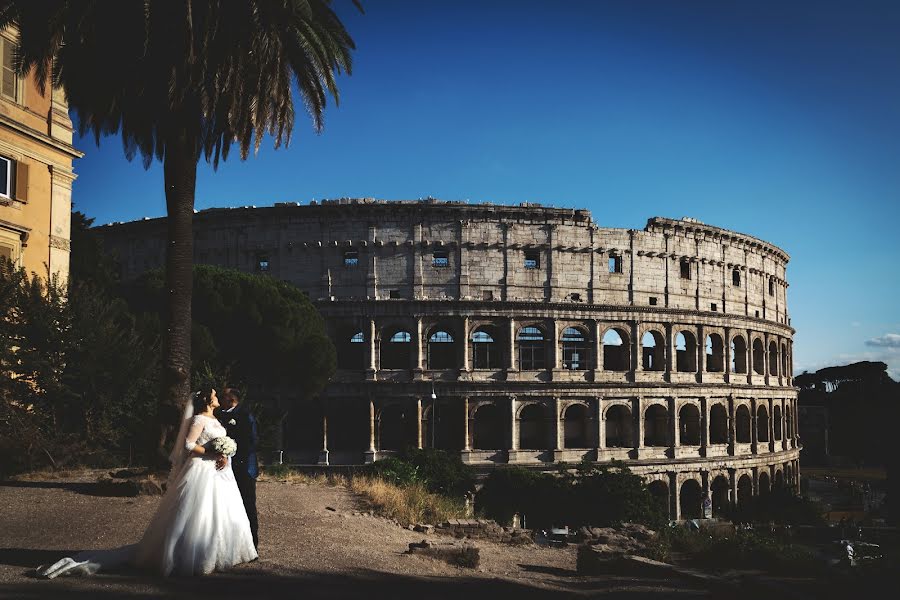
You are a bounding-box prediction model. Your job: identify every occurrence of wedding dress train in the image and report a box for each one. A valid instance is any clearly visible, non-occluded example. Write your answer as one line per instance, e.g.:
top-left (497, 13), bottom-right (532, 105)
top-left (36, 413), bottom-right (257, 578)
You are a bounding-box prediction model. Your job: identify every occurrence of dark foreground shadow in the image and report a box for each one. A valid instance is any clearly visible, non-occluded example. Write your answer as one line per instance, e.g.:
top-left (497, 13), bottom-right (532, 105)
top-left (0, 561), bottom-right (717, 600)
top-left (0, 481), bottom-right (97, 494)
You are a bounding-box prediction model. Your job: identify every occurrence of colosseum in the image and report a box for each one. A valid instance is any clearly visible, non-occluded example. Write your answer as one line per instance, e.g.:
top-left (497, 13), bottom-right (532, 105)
top-left (96, 198), bottom-right (800, 520)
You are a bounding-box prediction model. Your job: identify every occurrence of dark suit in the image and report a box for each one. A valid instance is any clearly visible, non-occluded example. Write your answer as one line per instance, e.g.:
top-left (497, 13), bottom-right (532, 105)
top-left (219, 404), bottom-right (259, 548)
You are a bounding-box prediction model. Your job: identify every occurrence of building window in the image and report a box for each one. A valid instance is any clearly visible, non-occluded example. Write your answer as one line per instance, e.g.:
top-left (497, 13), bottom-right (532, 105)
top-left (389, 289), bottom-right (402, 299)
top-left (0, 156), bottom-right (12, 199)
top-left (680, 258), bottom-right (691, 279)
top-left (1, 36), bottom-right (19, 103)
top-left (569, 292), bottom-right (581, 302)
top-left (649, 297), bottom-right (658, 306)
top-left (732, 268), bottom-right (741, 287)
top-left (257, 255), bottom-right (269, 272)
top-left (609, 255), bottom-right (622, 273)
top-left (432, 250), bottom-right (449, 267)
top-left (343, 250), bottom-right (359, 267)
top-left (769, 279), bottom-right (775, 296)
top-left (518, 326), bottom-right (546, 370)
top-left (524, 250), bottom-right (540, 269)
top-left (710, 303), bottom-right (717, 312)
top-left (482, 290), bottom-right (494, 301)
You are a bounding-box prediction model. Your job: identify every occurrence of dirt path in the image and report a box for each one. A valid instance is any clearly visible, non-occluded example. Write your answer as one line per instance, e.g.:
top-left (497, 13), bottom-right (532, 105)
top-left (0, 474), bottom-right (713, 599)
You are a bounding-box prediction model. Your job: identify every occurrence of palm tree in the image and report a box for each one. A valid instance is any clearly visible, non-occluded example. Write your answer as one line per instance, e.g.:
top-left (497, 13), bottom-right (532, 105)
top-left (0, 0), bottom-right (357, 459)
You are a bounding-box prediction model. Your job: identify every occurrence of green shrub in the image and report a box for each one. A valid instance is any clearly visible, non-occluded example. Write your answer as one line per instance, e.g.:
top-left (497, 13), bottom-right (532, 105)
top-left (400, 448), bottom-right (476, 497)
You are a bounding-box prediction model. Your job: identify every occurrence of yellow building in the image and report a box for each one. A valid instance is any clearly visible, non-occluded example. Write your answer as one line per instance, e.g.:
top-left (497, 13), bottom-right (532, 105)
top-left (0, 26), bottom-right (81, 284)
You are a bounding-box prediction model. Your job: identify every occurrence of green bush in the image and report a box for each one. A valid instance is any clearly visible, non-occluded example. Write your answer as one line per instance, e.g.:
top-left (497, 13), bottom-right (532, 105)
top-left (400, 448), bottom-right (476, 497)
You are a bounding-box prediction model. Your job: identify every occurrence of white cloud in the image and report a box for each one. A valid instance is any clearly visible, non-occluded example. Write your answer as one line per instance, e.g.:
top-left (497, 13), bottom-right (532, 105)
top-left (865, 333), bottom-right (900, 348)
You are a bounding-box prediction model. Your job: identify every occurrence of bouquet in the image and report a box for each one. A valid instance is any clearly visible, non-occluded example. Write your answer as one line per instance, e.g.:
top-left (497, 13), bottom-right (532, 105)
top-left (210, 436), bottom-right (237, 458)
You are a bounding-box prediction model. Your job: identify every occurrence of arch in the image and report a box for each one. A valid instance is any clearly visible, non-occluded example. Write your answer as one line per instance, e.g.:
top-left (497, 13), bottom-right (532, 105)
top-left (563, 403), bottom-right (590, 448)
top-left (731, 335), bottom-right (747, 373)
top-left (752, 338), bottom-right (765, 375)
top-left (518, 325), bottom-right (547, 371)
top-left (705, 333), bottom-right (725, 372)
top-left (336, 329), bottom-right (366, 370)
top-left (757, 405), bottom-right (769, 442)
top-left (758, 471), bottom-right (771, 496)
top-left (519, 403), bottom-right (549, 450)
top-left (773, 405), bottom-right (783, 441)
top-left (711, 475), bottom-right (730, 517)
top-left (735, 405), bottom-right (751, 443)
top-left (427, 328), bottom-right (457, 370)
top-left (679, 404), bottom-right (701, 446)
top-left (785, 463), bottom-right (794, 486)
top-left (680, 479), bottom-right (703, 520)
top-left (641, 330), bottom-right (665, 371)
top-left (472, 403), bottom-right (505, 450)
top-left (422, 402), bottom-right (464, 451)
top-left (774, 469), bottom-right (785, 490)
top-left (471, 325), bottom-right (502, 369)
top-left (602, 327), bottom-right (630, 371)
top-left (785, 406), bottom-right (793, 439)
top-left (768, 341), bottom-right (778, 376)
top-left (644, 404), bottom-right (669, 447)
top-left (377, 404), bottom-right (411, 451)
top-left (781, 343), bottom-right (788, 379)
top-left (675, 331), bottom-right (697, 372)
top-left (709, 403), bottom-right (728, 444)
top-left (380, 328), bottom-right (412, 369)
top-left (737, 474), bottom-right (753, 508)
top-left (561, 326), bottom-right (591, 370)
top-left (605, 404), bottom-right (632, 447)
top-left (647, 480), bottom-right (670, 518)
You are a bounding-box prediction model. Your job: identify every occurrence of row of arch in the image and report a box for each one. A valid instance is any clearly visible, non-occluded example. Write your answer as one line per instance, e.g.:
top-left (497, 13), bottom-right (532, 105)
top-left (647, 464), bottom-right (798, 520)
top-left (336, 320), bottom-right (793, 379)
top-left (370, 397), bottom-right (796, 452)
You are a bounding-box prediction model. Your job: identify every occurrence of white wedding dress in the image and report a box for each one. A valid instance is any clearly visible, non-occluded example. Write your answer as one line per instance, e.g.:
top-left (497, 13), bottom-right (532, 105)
top-left (36, 413), bottom-right (257, 578)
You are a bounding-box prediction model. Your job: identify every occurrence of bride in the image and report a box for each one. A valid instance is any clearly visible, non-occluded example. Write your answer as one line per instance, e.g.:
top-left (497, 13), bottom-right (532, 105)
top-left (36, 388), bottom-right (258, 578)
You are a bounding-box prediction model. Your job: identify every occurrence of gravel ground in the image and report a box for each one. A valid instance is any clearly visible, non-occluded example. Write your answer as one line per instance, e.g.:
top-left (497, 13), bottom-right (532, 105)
top-left (0, 473), bottom-right (719, 599)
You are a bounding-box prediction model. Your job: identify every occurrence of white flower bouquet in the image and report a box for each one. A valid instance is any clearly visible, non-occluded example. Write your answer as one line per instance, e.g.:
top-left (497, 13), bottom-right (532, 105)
top-left (210, 436), bottom-right (237, 457)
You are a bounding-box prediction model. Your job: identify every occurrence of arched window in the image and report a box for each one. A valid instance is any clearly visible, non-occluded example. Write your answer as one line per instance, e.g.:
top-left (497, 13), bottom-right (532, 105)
top-left (644, 404), bottom-right (669, 447)
top-left (472, 404), bottom-right (504, 450)
top-left (427, 329), bottom-right (456, 370)
top-left (561, 327), bottom-right (590, 370)
top-left (706, 334), bottom-right (724, 372)
top-left (781, 343), bottom-right (789, 379)
top-left (518, 326), bottom-right (546, 370)
top-left (680, 480), bottom-right (702, 520)
top-left (709, 404), bottom-right (728, 444)
top-left (380, 330), bottom-right (411, 369)
top-left (679, 404), bottom-right (701, 446)
top-left (773, 406), bottom-right (783, 441)
top-left (377, 404), bottom-right (410, 451)
top-left (759, 471), bottom-right (770, 496)
top-left (605, 405), bottom-right (632, 447)
top-left (731, 335), bottom-right (747, 373)
top-left (471, 327), bottom-right (500, 369)
top-left (752, 338), bottom-right (765, 375)
top-left (676, 331), bottom-right (697, 372)
top-left (768, 341), bottom-right (778, 376)
top-left (785, 407), bottom-right (793, 439)
top-left (757, 405), bottom-right (769, 442)
top-left (519, 403), bottom-right (548, 449)
top-left (737, 474), bottom-right (753, 508)
top-left (735, 405), bottom-right (751, 443)
top-left (641, 331), bottom-right (665, 371)
top-left (711, 476), bottom-right (730, 517)
top-left (648, 480), bottom-right (669, 518)
top-left (602, 328), bottom-right (630, 371)
top-left (563, 404), bottom-right (589, 448)
top-left (337, 330), bottom-right (366, 370)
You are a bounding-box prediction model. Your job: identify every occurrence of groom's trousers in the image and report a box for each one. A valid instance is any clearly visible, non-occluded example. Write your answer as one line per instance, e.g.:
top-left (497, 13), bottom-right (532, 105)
top-left (234, 466), bottom-right (259, 549)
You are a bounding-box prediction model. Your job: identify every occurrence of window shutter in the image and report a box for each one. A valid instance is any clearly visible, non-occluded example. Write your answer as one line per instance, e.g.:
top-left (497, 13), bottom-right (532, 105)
top-left (15, 161), bottom-right (27, 201)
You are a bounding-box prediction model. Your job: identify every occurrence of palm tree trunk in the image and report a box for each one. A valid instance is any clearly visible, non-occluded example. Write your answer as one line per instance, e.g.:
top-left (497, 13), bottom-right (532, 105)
top-left (158, 131), bottom-right (198, 462)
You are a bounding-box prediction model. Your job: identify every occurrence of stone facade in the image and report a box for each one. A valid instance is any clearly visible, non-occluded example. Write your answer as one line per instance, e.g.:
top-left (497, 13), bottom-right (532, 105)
top-left (95, 198), bottom-right (801, 520)
top-left (0, 26), bottom-right (81, 284)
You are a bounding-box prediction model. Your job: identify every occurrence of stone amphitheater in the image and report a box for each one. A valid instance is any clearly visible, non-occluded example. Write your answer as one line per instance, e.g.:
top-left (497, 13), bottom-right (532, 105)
top-left (96, 198), bottom-right (800, 520)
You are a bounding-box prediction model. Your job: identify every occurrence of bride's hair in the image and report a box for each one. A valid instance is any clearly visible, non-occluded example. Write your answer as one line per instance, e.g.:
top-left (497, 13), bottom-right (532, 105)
top-left (191, 388), bottom-right (215, 414)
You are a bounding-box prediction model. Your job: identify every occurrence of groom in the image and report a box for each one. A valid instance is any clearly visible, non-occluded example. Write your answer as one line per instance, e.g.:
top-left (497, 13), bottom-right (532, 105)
top-left (218, 387), bottom-right (259, 549)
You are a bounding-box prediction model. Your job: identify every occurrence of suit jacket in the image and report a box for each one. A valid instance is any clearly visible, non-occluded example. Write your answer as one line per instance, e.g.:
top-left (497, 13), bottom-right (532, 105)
top-left (218, 404), bottom-right (259, 479)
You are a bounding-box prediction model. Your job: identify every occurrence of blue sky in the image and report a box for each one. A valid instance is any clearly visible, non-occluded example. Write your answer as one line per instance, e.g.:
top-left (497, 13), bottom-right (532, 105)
top-left (72, 0), bottom-right (900, 379)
